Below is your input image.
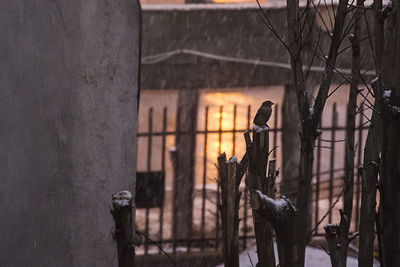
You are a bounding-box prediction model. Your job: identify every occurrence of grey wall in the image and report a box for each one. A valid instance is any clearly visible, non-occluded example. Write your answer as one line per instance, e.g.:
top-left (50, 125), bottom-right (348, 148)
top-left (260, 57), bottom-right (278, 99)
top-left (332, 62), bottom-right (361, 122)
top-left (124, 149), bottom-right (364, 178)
top-left (0, 1), bottom-right (140, 266)
top-left (141, 4), bottom-right (374, 90)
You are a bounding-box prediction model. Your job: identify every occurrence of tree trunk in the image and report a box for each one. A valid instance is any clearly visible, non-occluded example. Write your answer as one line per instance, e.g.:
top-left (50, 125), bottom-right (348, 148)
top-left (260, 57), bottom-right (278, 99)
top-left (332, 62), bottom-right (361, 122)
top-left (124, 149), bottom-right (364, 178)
top-left (376, 1), bottom-right (400, 265)
top-left (294, 125), bottom-right (315, 266)
top-left (112, 191), bottom-right (135, 267)
top-left (245, 127), bottom-right (276, 267)
top-left (358, 104), bottom-right (381, 267)
top-left (173, 89), bottom-right (199, 241)
top-left (325, 4), bottom-right (361, 266)
top-left (281, 84), bottom-right (301, 200)
top-left (358, 0), bottom-right (384, 265)
top-left (287, 0), bottom-right (350, 263)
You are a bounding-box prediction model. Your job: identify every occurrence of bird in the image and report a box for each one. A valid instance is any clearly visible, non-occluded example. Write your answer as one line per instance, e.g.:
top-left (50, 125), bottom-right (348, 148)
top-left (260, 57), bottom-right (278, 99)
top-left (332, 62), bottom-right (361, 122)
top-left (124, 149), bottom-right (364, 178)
top-left (253, 100), bottom-right (274, 127)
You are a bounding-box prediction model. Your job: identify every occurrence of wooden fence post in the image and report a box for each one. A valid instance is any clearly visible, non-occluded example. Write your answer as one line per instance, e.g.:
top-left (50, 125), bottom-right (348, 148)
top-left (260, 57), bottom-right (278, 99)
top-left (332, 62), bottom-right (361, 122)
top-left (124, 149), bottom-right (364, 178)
top-left (244, 126), bottom-right (276, 267)
top-left (217, 153), bottom-right (247, 267)
top-left (111, 191), bottom-right (135, 267)
top-left (250, 190), bottom-right (297, 267)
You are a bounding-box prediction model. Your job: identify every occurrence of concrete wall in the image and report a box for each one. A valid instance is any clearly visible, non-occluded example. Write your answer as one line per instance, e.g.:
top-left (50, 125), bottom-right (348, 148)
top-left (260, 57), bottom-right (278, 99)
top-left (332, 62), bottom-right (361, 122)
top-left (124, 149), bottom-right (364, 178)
top-left (0, 1), bottom-right (140, 266)
top-left (141, 4), bottom-right (374, 90)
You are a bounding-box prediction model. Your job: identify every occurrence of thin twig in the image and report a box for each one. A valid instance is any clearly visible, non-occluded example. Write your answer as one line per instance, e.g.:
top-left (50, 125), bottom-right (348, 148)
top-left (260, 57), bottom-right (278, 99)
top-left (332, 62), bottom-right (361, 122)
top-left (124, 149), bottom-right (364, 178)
top-left (311, 0), bottom-right (332, 35)
top-left (247, 251), bottom-right (255, 267)
top-left (309, 187), bottom-right (345, 236)
top-left (327, 79), bottom-right (347, 98)
top-left (304, 30), bottom-right (322, 79)
top-left (256, 0), bottom-right (290, 53)
top-left (323, 0), bottom-right (334, 31)
top-left (319, 244), bottom-right (331, 256)
top-left (319, 138), bottom-right (346, 142)
top-left (268, 145), bottom-right (280, 156)
top-left (315, 145), bottom-right (333, 149)
top-left (136, 230), bottom-right (177, 266)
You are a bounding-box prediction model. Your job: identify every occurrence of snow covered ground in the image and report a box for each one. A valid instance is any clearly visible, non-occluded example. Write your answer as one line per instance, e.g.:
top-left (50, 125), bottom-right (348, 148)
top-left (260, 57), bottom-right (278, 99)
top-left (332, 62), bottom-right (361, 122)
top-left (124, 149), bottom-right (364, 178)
top-left (216, 243), bottom-right (380, 267)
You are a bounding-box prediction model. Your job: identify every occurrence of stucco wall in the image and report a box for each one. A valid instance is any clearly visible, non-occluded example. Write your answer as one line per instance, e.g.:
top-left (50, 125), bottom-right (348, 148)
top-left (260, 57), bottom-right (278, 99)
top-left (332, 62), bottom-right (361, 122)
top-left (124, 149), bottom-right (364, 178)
top-left (0, 1), bottom-right (140, 266)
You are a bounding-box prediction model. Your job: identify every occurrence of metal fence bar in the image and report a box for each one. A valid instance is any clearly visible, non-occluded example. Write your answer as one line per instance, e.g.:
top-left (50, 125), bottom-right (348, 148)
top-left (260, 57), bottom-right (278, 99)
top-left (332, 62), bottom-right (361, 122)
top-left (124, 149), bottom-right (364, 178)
top-left (242, 105), bottom-right (251, 250)
top-left (173, 106), bottom-right (181, 255)
top-left (273, 104), bottom-right (278, 159)
top-left (355, 103), bottom-right (364, 230)
top-left (218, 106), bottom-right (223, 155)
top-left (232, 104), bottom-right (237, 156)
top-left (315, 117), bottom-right (322, 234)
top-left (215, 105), bottom-right (223, 251)
top-left (139, 235), bottom-right (258, 245)
top-left (200, 106), bottom-right (209, 252)
top-left (137, 125), bottom-right (363, 137)
top-left (328, 103), bottom-right (338, 223)
top-left (144, 107), bottom-right (153, 255)
top-left (158, 107), bottom-right (167, 254)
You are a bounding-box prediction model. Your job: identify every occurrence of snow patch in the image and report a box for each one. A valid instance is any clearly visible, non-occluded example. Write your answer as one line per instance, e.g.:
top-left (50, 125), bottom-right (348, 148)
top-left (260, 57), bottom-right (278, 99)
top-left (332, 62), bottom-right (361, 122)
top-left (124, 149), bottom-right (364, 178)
top-left (113, 191), bottom-right (132, 207)
top-left (217, 243), bottom-right (380, 267)
top-left (253, 124), bottom-right (269, 133)
top-left (309, 108), bottom-right (315, 120)
top-left (383, 90), bottom-right (391, 103)
top-left (229, 156), bottom-right (238, 163)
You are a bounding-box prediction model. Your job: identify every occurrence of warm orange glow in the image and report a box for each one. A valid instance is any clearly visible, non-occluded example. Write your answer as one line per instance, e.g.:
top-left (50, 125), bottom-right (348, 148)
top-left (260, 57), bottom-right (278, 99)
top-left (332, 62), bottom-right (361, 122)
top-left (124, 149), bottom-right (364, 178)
top-left (200, 92), bottom-right (251, 161)
top-left (213, 111), bottom-right (226, 119)
top-left (213, 0), bottom-right (261, 2)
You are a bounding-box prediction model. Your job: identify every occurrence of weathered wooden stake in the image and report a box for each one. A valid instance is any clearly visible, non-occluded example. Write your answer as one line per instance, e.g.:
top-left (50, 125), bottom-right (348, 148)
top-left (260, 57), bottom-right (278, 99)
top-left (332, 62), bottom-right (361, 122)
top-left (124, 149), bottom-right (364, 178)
top-left (217, 153), bottom-right (247, 267)
top-left (251, 190), bottom-right (297, 267)
top-left (324, 210), bottom-right (351, 267)
top-left (111, 191), bottom-right (135, 267)
top-left (245, 126), bottom-right (276, 267)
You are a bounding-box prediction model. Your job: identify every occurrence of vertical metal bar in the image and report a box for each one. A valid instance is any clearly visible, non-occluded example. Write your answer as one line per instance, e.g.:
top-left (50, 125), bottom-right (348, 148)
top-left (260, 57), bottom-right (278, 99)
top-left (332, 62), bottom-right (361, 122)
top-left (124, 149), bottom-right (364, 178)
top-left (273, 104), bottom-right (278, 159)
top-left (328, 103), bottom-right (338, 223)
top-left (232, 105), bottom-right (237, 156)
top-left (158, 107), bottom-right (167, 254)
top-left (201, 106), bottom-right (209, 252)
top-left (355, 103), bottom-right (364, 230)
top-left (173, 106), bottom-right (181, 255)
top-left (315, 119), bottom-right (322, 234)
top-left (242, 105), bottom-right (251, 250)
top-left (218, 106), bottom-right (223, 155)
top-left (215, 105), bottom-right (223, 250)
top-left (145, 107), bottom-right (153, 255)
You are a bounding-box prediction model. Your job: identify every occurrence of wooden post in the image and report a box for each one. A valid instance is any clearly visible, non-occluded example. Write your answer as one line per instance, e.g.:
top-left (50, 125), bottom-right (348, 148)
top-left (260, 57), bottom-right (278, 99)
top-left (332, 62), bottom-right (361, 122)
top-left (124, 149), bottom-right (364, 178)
top-left (173, 89), bottom-right (198, 242)
top-left (250, 190), bottom-right (297, 267)
top-left (111, 191), bottom-right (135, 267)
top-left (217, 153), bottom-right (247, 267)
top-left (324, 210), bottom-right (351, 267)
top-left (245, 126), bottom-right (276, 267)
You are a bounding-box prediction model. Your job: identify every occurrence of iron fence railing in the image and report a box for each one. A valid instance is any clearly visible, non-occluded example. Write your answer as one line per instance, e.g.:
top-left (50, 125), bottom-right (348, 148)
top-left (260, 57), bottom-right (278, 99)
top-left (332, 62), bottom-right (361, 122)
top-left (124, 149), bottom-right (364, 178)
top-left (135, 103), bottom-right (368, 255)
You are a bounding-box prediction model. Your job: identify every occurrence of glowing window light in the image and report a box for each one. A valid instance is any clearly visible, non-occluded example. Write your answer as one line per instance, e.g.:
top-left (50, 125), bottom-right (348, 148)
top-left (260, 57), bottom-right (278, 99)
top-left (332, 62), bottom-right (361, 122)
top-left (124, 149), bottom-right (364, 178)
top-left (213, 0), bottom-right (267, 3)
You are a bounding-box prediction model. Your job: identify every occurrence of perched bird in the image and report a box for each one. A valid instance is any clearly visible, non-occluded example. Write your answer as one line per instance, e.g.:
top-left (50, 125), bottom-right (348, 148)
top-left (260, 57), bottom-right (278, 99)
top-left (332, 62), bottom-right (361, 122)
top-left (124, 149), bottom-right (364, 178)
top-left (253, 100), bottom-right (274, 127)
